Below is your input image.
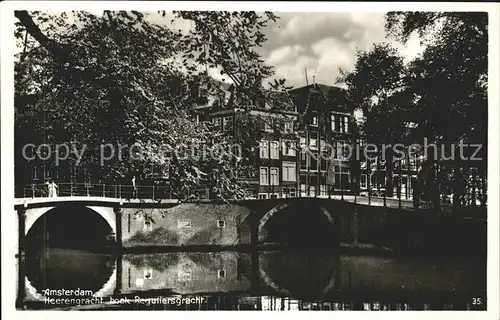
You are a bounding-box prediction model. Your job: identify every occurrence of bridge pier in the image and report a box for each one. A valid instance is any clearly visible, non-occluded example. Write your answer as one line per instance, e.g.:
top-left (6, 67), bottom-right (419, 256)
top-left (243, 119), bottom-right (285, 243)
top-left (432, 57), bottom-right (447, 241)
top-left (114, 206), bottom-right (123, 252)
top-left (16, 208), bottom-right (26, 309)
top-left (113, 206), bottom-right (123, 296)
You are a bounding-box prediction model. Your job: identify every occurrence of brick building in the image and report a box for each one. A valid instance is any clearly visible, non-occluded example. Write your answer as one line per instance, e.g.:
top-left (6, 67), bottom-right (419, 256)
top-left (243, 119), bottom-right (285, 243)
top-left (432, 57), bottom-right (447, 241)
top-left (195, 82), bottom-right (355, 199)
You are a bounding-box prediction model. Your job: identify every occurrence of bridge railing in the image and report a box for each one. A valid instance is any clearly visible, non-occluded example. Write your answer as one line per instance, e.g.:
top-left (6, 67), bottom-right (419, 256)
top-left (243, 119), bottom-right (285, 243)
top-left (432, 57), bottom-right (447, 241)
top-left (21, 183), bottom-right (176, 200)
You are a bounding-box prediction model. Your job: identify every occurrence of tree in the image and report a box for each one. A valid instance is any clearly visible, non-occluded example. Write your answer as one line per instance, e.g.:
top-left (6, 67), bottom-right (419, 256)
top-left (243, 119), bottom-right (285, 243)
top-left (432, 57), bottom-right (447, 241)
top-left (14, 10), bottom-right (290, 201)
top-left (386, 11), bottom-right (488, 210)
top-left (338, 43), bottom-right (412, 199)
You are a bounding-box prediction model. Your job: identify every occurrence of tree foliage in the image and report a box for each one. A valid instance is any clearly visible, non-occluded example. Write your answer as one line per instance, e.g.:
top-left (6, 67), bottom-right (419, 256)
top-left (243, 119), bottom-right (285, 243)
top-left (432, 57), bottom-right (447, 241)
top-left (339, 11), bottom-right (488, 209)
top-left (14, 10), bottom-right (290, 201)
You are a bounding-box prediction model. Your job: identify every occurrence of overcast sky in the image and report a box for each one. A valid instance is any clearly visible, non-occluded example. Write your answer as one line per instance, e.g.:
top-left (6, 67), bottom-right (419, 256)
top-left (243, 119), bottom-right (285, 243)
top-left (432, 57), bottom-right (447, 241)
top-left (260, 12), bottom-right (424, 88)
top-left (20, 11), bottom-right (425, 89)
top-left (149, 11), bottom-right (425, 88)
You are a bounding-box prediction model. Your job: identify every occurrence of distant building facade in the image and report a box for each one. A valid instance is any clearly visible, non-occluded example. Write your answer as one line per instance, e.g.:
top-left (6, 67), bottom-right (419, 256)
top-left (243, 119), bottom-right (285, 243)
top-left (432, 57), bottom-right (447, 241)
top-left (195, 83), bottom-right (355, 199)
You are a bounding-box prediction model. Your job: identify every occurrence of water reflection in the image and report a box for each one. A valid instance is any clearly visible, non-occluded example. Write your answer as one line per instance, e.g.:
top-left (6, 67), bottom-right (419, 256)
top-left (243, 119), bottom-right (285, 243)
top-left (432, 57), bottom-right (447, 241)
top-left (25, 248), bottom-right (115, 299)
top-left (21, 249), bottom-right (486, 310)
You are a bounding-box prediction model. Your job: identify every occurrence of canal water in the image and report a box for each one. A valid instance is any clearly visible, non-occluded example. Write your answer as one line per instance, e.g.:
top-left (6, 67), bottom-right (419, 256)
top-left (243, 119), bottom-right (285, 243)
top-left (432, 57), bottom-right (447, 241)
top-left (20, 248), bottom-right (486, 310)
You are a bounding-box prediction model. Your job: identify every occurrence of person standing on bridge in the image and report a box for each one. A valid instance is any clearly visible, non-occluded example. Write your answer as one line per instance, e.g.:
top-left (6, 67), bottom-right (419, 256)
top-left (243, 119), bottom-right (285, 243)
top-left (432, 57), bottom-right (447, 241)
top-left (47, 179), bottom-right (58, 198)
top-left (132, 175), bottom-right (137, 199)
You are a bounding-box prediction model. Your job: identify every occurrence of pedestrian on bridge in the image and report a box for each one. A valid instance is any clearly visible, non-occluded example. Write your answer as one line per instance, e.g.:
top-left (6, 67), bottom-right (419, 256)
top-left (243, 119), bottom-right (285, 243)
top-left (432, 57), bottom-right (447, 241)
top-left (47, 179), bottom-right (58, 198)
top-left (132, 176), bottom-right (137, 199)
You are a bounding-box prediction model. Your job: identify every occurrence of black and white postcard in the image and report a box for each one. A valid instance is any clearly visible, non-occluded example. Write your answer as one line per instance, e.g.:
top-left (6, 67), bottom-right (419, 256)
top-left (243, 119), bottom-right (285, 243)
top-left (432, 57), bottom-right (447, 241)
top-left (1, 1), bottom-right (499, 320)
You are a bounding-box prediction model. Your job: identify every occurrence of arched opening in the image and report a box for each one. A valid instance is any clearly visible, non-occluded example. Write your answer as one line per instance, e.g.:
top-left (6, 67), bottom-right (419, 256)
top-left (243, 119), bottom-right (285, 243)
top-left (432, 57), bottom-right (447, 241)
top-left (25, 204), bottom-right (116, 299)
top-left (25, 204), bottom-right (115, 251)
top-left (25, 248), bottom-right (116, 299)
top-left (259, 251), bottom-right (340, 300)
top-left (259, 202), bottom-right (339, 250)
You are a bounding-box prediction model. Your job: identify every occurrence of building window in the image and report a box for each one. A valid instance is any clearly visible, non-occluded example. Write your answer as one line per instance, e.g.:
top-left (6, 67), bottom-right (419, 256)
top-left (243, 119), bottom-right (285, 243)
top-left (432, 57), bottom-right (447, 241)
top-left (259, 140), bottom-right (269, 159)
top-left (311, 116), bottom-right (318, 126)
top-left (343, 116), bottom-right (349, 133)
top-left (258, 193), bottom-right (268, 199)
top-left (331, 114), bottom-right (336, 132)
top-left (300, 135), bottom-right (307, 149)
top-left (309, 185), bottom-right (316, 196)
top-left (218, 269), bottom-right (226, 278)
top-left (213, 117), bottom-right (222, 130)
top-left (144, 221), bottom-right (153, 232)
top-left (334, 166), bottom-right (350, 190)
top-left (310, 155), bottom-right (318, 171)
top-left (270, 167), bottom-right (279, 186)
top-left (269, 193), bottom-right (278, 199)
top-left (283, 187), bottom-right (296, 198)
top-left (300, 151), bottom-right (307, 170)
top-left (259, 167), bottom-right (269, 185)
top-left (320, 156), bottom-right (327, 172)
top-left (282, 161), bottom-right (297, 182)
top-left (223, 116), bottom-right (233, 132)
top-left (334, 114), bottom-right (341, 133)
top-left (335, 141), bottom-right (344, 159)
top-left (409, 157), bottom-right (417, 171)
top-left (264, 118), bottom-right (273, 132)
top-left (177, 219), bottom-right (192, 229)
top-left (270, 141), bottom-right (280, 159)
top-left (320, 139), bottom-right (327, 151)
top-left (217, 220), bottom-right (225, 228)
top-left (284, 120), bottom-right (294, 133)
top-left (320, 185), bottom-right (328, 196)
top-left (309, 132), bottom-right (318, 149)
top-left (178, 270), bottom-right (192, 281)
top-left (360, 174), bottom-right (368, 189)
top-left (144, 268), bottom-right (153, 279)
top-left (283, 187), bottom-right (297, 198)
top-left (282, 140), bottom-right (296, 156)
top-left (339, 116), bottom-right (345, 133)
top-left (299, 184), bottom-right (307, 196)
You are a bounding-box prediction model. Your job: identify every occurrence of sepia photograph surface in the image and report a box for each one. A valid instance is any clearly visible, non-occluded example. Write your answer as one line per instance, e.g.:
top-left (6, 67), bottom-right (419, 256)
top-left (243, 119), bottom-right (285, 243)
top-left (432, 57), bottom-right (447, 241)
top-left (2, 1), bottom-right (499, 318)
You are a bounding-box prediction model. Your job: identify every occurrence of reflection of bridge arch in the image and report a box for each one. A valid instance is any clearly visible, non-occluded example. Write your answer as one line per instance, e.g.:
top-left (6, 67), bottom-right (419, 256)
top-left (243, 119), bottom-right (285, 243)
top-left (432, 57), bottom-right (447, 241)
top-left (258, 252), bottom-right (339, 298)
top-left (24, 265), bottom-right (117, 301)
top-left (258, 202), bottom-right (336, 243)
top-left (25, 205), bottom-right (116, 235)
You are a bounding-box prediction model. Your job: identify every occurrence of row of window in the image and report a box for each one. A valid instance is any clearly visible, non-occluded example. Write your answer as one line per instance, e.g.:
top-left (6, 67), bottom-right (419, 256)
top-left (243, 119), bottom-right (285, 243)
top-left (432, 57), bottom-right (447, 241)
top-left (260, 137), bottom-right (351, 160)
top-left (142, 219), bottom-right (225, 232)
top-left (265, 114), bottom-right (350, 135)
top-left (259, 162), bottom-right (297, 185)
top-left (358, 173), bottom-right (418, 190)
top-left (359, 158), bottom-right (422, 171)
top-left (302, 114), bottom-right (350, 133)
top-left (259, 140), bottom-right (297, 159)
top-left (212, 116), bottom-right (234, 132)
top-left (332, 114), bottom-right (350, 133)
top-left (211, 114), bottom-right (350, 134)
top-left (258, 188), bottom-right (297, 199)
top-left (139, 268), bottom-right (227, 281)
top-left (258, 184), bottom-right (349, 198)
top-left (264, 118), bottom-right (294, 133)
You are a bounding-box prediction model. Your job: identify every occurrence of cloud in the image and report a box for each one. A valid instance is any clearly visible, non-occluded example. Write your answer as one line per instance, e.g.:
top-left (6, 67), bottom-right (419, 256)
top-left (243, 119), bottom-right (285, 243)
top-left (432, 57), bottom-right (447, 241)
top-left (266, 45), bottom-right (305, 66)
top-left (259, 12), bottom-right (427, 88)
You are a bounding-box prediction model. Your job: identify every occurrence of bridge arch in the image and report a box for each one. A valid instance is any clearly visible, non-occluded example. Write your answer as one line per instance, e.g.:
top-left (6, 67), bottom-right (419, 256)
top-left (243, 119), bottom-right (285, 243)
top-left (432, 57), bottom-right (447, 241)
top-left (258, 250), bottom-right (340, 298)
top-left (25, 262), bottom-right (117, 301)
top-left (257, 201), bottom-right (336, 243)
top-left (25, 204), bottom-right (116, 236)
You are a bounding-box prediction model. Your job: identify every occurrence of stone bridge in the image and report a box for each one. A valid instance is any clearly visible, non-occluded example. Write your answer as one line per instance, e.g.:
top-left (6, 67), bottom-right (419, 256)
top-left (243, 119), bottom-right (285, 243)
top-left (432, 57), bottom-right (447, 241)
top-left (14, 196), bottom-right (486, 255)
top-left (14, 196), bottom-right (486, 308)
